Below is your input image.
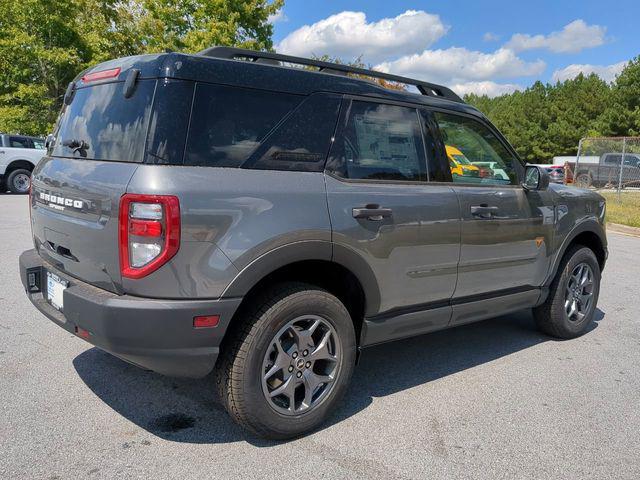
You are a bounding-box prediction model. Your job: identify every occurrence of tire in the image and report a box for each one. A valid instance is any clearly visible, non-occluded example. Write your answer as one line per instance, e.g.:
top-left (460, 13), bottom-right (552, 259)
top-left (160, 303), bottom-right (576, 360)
top-left (533, 245), bottom-right (601, 339)
top-left (575, 173), bottom-right (592, 188)
top-left (215, 282), bottom-right (356, 439)
top-left (6, 168), bottom-right (32, 194)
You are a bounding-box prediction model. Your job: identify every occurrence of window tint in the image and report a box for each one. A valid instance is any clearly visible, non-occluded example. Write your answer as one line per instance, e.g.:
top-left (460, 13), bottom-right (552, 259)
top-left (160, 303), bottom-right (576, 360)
top-left (9, 137), bottom-right (32, 148)
top-left (434, 112), bottom-right (518, 185)
top-left (329, 101), bottom-right (427, 181)
top-left (184, 83), bottom-right (301, 168)
top-left (52, 80), bottom-right (155, 162)
top-left (245, 93), bottom-right (341, 172)
top-left (145, 79), bottom-right (194, 165)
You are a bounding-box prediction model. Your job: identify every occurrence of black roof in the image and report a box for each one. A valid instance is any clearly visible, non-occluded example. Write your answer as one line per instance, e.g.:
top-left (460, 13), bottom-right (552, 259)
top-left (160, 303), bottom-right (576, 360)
top-left (77, 48), bottom-right (484, 118)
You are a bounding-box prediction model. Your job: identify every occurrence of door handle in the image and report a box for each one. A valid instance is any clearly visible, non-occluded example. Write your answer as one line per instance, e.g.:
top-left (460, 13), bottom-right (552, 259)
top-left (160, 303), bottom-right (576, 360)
top-left (470, 205), bottom-right (499, 219)
top-left (352, 204), bottom-right (393, 221)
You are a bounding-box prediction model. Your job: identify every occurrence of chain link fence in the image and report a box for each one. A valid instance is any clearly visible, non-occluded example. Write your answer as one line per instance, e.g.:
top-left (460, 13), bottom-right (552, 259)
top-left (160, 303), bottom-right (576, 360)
top-left (565, 137), bottom-right (640, 191)
top-left (563, 137), bottom-right (640, 227)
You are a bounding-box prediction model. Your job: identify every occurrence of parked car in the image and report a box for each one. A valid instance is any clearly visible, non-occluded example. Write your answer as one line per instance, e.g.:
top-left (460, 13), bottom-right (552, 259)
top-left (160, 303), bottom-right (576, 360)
top-left (532, 164), bottom-right (565, 184)
top-left (566, 153), bottom-right (640, 188)
top-left (19, 48), bottom-right (608, 439)
top-left (0, 133), bottom-right (46, 193)
top-left (545, 165), bottom-right (565, 184)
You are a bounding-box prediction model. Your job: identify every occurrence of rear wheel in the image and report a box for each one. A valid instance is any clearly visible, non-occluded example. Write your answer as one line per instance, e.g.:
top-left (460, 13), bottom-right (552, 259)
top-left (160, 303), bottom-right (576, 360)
top-left (575, 173), bottom-right (592, 188)
top-left (6, 168), bottom-right (31, 194)
top-left (534, 246), bottom-right (600, 339)
top-left (216, 282), bottom-right (356, 439)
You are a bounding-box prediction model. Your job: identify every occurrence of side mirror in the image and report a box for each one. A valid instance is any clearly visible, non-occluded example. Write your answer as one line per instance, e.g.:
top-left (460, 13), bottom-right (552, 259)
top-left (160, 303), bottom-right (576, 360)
top-left (523, 165), bottom-right (549, 191)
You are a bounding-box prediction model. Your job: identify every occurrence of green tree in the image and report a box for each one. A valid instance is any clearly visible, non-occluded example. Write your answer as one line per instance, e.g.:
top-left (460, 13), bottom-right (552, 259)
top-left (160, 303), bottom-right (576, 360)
top-left (595, 56), bottom-right (640, 136)
top-left (0, 0), bottom-right (283, 135)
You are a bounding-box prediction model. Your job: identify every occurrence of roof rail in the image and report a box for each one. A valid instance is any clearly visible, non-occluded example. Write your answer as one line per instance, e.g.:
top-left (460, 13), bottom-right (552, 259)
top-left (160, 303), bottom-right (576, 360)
top-left (198, 46), bottom-right (464, 103)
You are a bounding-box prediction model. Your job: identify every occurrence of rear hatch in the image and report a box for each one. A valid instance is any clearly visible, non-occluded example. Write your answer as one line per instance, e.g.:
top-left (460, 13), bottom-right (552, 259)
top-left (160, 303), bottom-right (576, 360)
top-left (30, 71), bottom-right (157, 293)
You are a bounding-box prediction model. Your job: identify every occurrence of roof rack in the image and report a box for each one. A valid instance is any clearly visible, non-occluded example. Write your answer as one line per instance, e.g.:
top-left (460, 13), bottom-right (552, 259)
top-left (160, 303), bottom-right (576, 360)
top-left (198, 46), bottom-right (464, 104)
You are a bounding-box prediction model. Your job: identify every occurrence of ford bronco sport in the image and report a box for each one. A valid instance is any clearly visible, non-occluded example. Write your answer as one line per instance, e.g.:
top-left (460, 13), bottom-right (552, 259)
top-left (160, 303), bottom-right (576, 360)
top-left (19, 47), bottom-right (607, 439)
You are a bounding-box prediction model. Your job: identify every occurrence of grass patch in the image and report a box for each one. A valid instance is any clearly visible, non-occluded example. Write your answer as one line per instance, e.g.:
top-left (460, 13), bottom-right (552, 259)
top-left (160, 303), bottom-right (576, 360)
top-left (600, 191), bottom-right (640, 228)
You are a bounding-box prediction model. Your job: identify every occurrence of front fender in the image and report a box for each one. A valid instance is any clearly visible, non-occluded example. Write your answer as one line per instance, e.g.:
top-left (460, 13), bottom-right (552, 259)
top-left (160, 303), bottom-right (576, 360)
top-left (544, 217), bottom-right (607, 287)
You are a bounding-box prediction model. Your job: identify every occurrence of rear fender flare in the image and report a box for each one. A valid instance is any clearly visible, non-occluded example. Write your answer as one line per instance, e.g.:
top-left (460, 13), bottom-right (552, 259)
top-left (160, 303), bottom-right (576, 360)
top-left (222, 241), bottom-right (382, 315)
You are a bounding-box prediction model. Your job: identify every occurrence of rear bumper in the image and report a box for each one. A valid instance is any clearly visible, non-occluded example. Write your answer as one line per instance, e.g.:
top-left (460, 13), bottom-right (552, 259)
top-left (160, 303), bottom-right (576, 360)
top-left (19, 249), bottom-right (242, 378)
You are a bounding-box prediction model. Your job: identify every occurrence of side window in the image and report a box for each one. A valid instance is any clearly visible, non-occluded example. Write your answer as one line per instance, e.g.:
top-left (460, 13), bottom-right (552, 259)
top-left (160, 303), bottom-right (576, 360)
top-left (184, 83), bottom-right (301, 168)
top-left (244, 93), bottom-right (341, 172)
top-left (146, 79), bottom-right (195, 165)
top-left (32, 138), bottom-right (45, 150)
top-left (10, 136), bottom-right (32, 148)
top-left (434, 112), bottom-right (518, 185)
top-left (328, 100), bottom-right (427, 182)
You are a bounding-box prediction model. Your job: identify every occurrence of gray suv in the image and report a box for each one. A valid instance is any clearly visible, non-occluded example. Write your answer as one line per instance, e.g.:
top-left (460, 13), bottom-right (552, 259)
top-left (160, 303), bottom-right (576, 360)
top-left (19, 47), bottom-right (607, 439)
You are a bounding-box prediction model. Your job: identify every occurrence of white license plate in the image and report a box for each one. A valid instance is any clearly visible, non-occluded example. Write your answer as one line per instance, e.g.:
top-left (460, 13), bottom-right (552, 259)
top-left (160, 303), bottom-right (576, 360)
top-left (46, 272), bottom-right (68, 311)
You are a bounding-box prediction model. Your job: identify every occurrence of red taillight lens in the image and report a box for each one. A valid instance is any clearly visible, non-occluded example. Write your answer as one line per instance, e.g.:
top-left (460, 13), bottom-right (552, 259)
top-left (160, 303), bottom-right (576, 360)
top-left (119, 194), bottom-right (180, 279)
top-left (129, 218), bottom-right (162, 237)
top-left (81, 67), bottom-right (121, 83)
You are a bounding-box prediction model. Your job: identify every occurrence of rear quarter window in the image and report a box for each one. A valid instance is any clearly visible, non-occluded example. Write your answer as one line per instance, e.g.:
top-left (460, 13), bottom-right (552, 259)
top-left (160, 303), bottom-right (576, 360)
top-left (243, 92), bottom-right (341, 172)
top-left (184, 83), bottom-right (301, 168)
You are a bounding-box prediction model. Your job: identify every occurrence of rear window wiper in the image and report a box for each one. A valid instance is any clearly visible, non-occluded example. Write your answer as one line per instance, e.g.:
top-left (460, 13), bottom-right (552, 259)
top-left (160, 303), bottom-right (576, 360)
top-left (62, 139), bottom-right (90, 156)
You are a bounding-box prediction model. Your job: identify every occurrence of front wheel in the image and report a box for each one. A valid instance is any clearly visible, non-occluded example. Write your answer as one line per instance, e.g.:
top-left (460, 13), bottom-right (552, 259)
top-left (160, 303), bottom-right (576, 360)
top-left (534, 246), bottom-right (601, 339)
top-left (216, 282), bottom-right (356, 439)
top-left (6, 168), bottom-right (32, 194)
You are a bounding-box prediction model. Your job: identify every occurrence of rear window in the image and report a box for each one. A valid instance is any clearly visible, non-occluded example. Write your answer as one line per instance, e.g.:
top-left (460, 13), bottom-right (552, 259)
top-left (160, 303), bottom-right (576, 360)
top-left (52, 80), bottom-right (155, 162)
top-left (184, 83), bottom-right (301, 168)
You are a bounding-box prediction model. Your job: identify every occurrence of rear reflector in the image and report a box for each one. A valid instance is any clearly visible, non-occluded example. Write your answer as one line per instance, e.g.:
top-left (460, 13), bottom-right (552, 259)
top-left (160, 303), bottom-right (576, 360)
top-left (75, 326), bottom-right (90, 339)
top-left (82, 67), bottom-right (121, 83)
top-left (193, 315), bottom-right (220, 328)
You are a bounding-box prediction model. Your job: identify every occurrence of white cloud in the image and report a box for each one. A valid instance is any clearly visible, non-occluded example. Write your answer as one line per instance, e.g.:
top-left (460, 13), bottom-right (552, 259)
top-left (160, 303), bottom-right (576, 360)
top-left (268, 10), bottom-right (288, 24)
top-left (483, 32), bottom-right (500, 42)
top-left (505, 19), bottom-right (606, 53)
top-left (276, 10), bottom-right (448, 62)
top-left (375, 47), bottom-right (545, 85)
top-left (552, 61), bottom-right (627, 83)
top-left (451, 81), bottom-right (522, 98)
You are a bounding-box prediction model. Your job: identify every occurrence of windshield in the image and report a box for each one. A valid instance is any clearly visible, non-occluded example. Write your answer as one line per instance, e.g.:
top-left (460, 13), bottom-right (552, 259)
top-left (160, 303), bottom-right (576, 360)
top-left (51, 80), bottom-right (155, 162)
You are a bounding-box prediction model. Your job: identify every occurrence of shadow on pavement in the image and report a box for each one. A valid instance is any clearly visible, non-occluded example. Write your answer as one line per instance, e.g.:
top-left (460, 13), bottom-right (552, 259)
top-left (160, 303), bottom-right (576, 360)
top-left (73, 308), bottom-right (604, 446)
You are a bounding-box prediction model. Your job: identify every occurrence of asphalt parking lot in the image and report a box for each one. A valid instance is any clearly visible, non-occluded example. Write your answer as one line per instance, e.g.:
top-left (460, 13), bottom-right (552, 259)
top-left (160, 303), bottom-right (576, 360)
top-left (1, 193), bottom-right (639, 479)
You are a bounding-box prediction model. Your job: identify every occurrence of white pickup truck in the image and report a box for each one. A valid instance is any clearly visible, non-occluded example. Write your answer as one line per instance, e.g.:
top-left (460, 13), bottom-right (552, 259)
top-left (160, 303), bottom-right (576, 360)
top-left (0, 134), bottom-right (46, 193)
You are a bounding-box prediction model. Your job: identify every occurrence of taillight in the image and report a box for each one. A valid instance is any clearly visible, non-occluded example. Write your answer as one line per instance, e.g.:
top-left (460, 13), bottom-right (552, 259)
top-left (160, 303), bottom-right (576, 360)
top-left (119, 194), bottom-right (180, 279)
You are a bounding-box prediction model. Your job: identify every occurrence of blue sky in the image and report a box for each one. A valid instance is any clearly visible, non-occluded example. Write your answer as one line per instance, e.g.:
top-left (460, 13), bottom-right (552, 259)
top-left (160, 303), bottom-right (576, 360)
top-left (270, 0), bottom-right (640, 96)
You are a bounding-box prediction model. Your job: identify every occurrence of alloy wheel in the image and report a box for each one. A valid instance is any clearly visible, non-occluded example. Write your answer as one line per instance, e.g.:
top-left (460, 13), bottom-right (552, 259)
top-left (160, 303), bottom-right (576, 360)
top-left (261, 315), bottom-right (342, 416)
top-left (564, 262), bottom-right (595, 322)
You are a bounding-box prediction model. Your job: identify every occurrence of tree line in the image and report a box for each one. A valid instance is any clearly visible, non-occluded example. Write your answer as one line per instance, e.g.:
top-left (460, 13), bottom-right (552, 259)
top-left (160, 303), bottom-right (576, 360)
top-left (464, 58), bottom-right (640, 163)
